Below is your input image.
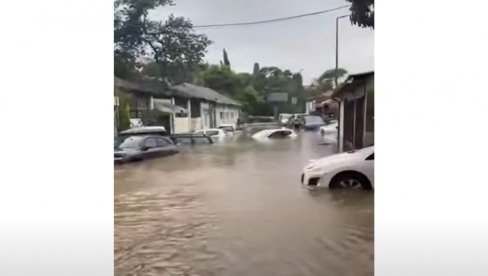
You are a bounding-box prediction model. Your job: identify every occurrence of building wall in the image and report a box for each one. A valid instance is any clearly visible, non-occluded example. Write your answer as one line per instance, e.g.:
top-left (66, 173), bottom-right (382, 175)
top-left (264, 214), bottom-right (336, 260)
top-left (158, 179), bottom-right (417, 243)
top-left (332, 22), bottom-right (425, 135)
top-left (174, 117), bottom-right (190, 134)
top-left (215, 105), bottom-right (239, 128)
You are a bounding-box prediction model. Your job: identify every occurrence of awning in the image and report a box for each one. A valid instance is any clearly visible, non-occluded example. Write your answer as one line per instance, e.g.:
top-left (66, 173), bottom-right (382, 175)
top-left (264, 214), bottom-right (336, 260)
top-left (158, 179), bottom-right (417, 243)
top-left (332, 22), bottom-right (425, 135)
top-left (153, 99), bottom-right (187, 114)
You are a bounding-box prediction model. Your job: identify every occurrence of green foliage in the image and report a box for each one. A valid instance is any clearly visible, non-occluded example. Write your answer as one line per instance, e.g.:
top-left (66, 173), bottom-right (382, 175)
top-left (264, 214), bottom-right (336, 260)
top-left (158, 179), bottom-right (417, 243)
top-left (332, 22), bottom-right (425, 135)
top-left (114, 0), bottom-right (212, 83)
top-left (115, 87), bottom-right (132, 131)
top-left (194, 63), bottom-right (306, 115)
top-left (140, 109), bottom-right (167, 126)
top-left (305, 68), bottom-right (348, 99)
top-left (346, 0), bottom-right (374, 28)
top-left (223, 49), bottom-right (231, 68)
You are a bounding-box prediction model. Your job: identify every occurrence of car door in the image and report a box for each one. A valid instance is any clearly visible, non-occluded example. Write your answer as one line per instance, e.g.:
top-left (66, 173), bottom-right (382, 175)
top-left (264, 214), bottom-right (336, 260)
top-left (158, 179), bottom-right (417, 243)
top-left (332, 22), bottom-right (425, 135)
top-left (142, 137), bottom-right (160, 159)
top-left (363, 152), bottom-right (375, 187)
top-left (155, 137), bottom-right (177, 156)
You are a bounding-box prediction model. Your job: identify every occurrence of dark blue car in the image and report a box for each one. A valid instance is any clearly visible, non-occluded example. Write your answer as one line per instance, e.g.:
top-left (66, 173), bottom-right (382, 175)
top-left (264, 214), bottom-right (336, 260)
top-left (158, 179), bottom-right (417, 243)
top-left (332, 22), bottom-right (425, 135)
top-left (303, 115), bottom-right (325, 131)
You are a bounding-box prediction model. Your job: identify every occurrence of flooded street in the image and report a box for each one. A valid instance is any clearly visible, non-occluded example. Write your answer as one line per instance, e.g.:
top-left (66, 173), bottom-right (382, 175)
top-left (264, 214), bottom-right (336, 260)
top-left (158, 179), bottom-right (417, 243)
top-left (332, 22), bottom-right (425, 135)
top-left (115, 131), bottom-right (374, 276)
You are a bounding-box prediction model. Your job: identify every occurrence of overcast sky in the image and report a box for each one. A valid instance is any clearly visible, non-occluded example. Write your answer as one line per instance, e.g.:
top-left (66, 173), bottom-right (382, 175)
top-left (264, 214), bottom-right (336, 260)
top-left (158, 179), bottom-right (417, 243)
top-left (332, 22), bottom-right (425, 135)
top-left (151, 0), bottom-right (374, 85)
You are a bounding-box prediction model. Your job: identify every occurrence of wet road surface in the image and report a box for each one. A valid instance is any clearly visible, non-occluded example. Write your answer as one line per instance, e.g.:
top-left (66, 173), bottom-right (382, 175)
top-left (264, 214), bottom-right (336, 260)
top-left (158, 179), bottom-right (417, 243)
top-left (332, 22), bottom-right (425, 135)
top-left (115, 131), bottom-right (374, 276)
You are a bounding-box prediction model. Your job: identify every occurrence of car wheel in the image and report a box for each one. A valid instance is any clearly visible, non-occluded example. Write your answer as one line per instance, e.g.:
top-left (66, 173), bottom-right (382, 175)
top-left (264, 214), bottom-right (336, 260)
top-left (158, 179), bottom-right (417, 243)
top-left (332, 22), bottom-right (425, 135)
top-left (329, 172), bottom-right (372, 190)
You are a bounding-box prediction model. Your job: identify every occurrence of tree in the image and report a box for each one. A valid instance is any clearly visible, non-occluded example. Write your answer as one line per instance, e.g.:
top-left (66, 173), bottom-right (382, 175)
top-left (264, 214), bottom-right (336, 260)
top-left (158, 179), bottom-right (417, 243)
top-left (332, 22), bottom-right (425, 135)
top-left (115, 87), bottom-right (132, 131)
top-left (223, 49), bottom-right (231, 68)
top-left (114, 0), bottom-right (212, 83)
top-left (346, 0), bottom-right (374, 28)
top-left (318, 68), bottom-right (348, 88)
top-left (252, 63), bottom-right (260, 76)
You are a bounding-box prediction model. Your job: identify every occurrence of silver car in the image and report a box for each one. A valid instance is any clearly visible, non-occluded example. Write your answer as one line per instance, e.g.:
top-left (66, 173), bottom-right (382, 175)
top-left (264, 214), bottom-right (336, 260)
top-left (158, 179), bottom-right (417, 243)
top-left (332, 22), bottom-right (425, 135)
top-left (114, 135), bottom-right (178, 163)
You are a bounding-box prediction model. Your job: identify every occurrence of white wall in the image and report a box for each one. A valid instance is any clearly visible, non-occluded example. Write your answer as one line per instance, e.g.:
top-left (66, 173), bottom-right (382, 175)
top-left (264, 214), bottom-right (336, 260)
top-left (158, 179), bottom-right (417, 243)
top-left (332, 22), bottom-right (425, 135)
top-left (173, 117), bottom-right (190, 134)
top-left (338, 101), bottom-right (344, 152)
top-left (200, 102), bottom-right (210, 129)
top-left (215, 105), bottom-right (239, 128)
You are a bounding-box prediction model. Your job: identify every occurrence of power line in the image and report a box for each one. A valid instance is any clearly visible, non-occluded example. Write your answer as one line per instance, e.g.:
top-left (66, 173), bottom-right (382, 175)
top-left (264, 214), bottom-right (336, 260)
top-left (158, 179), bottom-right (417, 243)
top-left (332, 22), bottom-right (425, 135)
top-left (192, 5), bottom-right (351, 29)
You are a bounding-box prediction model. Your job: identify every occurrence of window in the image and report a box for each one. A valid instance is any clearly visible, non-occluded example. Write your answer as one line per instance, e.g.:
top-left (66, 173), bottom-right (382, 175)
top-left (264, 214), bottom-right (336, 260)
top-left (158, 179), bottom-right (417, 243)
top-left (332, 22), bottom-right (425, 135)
top-left (231, 112), bottom-right (234, 118)
top-left (144, 138), bottom-right (157, 148)
top-left (220, 112), bottom-right (224, 119)
top-left (205, 130), bottom-right (220, 136)
top-left (155, 137), bottom-right (170, 147)
top-left (366, 153), bottom-right (374, 160)
top-left (268, 130), bottom-right (292, 139)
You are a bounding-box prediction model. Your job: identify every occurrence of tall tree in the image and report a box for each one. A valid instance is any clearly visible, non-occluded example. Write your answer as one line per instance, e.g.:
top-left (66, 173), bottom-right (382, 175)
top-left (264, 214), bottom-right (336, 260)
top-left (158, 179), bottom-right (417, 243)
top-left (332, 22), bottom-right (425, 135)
top-left (346, 0), bottom-right (374, 28)
top-left (114, 0), bottom-right (212, 83)
top-left (252, 63), bottom-right (260, 76)
top-left (223, 49), bottom-right (231, 68)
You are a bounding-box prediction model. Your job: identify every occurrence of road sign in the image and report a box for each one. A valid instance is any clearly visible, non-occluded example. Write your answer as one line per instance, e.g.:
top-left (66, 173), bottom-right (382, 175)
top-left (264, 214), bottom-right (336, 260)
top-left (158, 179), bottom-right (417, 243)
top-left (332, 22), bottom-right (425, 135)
top-left (267, 92), bottom-right (288, 103)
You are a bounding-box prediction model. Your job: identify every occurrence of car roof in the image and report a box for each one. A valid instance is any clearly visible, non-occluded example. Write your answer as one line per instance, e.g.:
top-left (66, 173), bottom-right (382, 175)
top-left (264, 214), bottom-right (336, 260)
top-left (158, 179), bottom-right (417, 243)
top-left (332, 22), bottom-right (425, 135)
top-left (253, 128), bottom-right (294, 138)
top-left (120, 126), bottom-right (167, 134)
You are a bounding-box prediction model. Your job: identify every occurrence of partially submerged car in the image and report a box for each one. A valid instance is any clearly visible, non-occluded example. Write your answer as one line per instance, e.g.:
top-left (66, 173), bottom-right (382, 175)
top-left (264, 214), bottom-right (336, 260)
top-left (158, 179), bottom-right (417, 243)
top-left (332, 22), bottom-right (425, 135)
top-left (218, 124), bottom-right (236, 134)
top-left (303, 115), bottom-right (325, 131)
top-left (319, 121), bottom-right (338, 144)
top-left (193, 128), bottom-right (227, 138)
top-left (170, 133), bottom-right (214, 146)
top-left (118, 126), bottom-right (168, 138)
top-left (114, 135), bottom-right (178, 163)
top-left (301, 146), bottom-right (374, 189)
top-left (251, 128), bottom-right (298, 141)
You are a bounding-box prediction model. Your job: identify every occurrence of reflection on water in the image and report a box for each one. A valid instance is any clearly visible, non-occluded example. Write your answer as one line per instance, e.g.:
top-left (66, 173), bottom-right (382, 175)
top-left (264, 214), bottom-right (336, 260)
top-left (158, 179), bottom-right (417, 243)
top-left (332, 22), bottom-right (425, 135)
top-left (115, 131), bottom-right (373, 276)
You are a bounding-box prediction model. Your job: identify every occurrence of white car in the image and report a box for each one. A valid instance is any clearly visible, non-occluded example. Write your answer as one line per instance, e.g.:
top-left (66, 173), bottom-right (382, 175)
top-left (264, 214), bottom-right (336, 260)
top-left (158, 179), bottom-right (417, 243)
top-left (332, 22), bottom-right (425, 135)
top-left (319, 122), bottom-right (338, 144)
top-left (218, 124), bottom-right (236, 134)
top-left (193, 128), bottom-right (227, 138)
top-left (301, 146), bottom-right (374, 189)
top-left (252, 128), bottom-right (298, 140)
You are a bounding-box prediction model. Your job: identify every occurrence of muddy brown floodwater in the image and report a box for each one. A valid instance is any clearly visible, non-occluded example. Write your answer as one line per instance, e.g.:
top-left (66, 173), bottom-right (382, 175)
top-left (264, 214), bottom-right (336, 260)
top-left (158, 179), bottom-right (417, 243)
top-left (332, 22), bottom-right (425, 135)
top-left (115, 131), bottom-right (374, 276)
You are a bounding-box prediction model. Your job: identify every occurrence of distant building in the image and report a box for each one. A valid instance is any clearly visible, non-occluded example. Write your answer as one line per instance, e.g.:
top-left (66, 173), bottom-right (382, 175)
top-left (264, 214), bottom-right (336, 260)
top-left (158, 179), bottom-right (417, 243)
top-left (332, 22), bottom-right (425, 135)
top-left (114, 77), bottom-right (241, 134)
top-left (331, 71), bottom-right (374, 152)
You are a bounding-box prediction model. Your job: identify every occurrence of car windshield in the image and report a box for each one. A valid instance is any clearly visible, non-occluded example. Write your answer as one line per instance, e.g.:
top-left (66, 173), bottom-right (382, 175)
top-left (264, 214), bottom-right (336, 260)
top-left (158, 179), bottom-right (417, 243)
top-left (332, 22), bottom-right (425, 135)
top-left (115, 136), bottom-right (144, 149)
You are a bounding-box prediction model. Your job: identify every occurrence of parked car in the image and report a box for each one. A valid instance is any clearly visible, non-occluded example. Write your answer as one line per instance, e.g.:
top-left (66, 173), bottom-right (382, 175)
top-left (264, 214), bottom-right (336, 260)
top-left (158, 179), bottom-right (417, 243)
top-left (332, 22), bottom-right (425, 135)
top-left (252, 128), bottom-right (298, 141)
top-left (278, 113), bottom-right (292, 125)
top-left (218, 124), bottom-right (236, 134)
top-left (114, 135), bottom-right (178, 163)
top-left (118, 126), bottom-right (168, 138)
top-left (301, 146), bottom-right (374, 189)
top-left (320, 121), bottom-right (338, 144)
top-left (303, 115), bottom-right (325, 131)
top-left (193, 128), bottom-right (227, 138)
top-left (170, 133), bottom-right (214, 146)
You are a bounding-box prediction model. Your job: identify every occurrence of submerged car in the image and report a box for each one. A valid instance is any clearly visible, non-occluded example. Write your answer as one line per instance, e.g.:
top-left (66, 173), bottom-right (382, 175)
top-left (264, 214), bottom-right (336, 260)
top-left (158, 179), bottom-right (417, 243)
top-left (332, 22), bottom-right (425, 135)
top-left (114, 135), bottom-right (178, 163)
top-left (303, 115), bottom-right (325, 131)
top-left (218, 124), bottom-right (236, 134)
top-left (193, 128), bottom-right (227, 138)
top-left (301, 146), bottom-right (374, 189)
top-left (252, 128), bottom-right (298, 140)
top-left (170, 133), bottom-right (214, 146)
top-left (118, 126), bottom-right (168, 138)
top-left (319, 121), bottom-right (338, 144)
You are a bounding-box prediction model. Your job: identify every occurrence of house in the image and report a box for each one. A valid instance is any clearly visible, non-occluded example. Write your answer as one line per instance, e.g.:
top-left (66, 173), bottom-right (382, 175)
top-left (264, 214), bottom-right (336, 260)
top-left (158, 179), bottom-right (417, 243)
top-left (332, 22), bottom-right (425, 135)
top-left (331, 71), bottom-right (374, 152)
top-left (114, 77), bottom-right (241, 134)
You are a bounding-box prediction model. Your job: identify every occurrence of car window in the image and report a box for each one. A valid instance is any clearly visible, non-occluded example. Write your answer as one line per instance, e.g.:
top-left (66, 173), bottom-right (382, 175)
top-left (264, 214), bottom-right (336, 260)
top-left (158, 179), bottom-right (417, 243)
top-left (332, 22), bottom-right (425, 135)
top-left (115, 136), bottom-right (144, 149)
top-left (366, 153), bottom-right (374, 160)
top-left (155, 137), bottom-right (170, 147)
top-left (268, 130), bottom-right (291, 139)
top-left (205, 130), bottom-right (220, 136)
top-left (144, 138), bottom-right (158, 148)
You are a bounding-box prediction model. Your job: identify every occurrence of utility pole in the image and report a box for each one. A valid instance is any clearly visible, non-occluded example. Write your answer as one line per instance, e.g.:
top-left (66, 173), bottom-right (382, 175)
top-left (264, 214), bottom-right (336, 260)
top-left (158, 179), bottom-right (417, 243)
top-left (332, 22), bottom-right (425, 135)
top-left (335, 14), bottom-right (349, 87)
